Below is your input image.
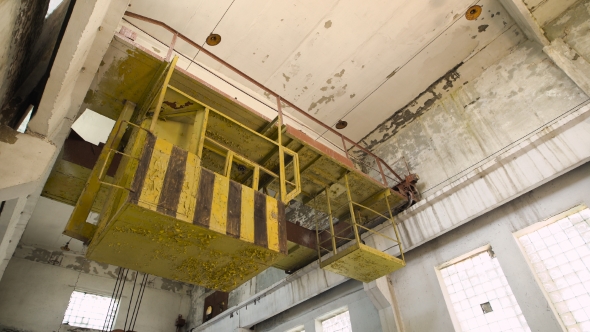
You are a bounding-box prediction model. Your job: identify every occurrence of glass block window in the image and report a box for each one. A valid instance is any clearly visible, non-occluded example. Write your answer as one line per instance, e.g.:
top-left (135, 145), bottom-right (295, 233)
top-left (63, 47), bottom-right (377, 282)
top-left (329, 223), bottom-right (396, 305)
top-left (518, 207), bottom-right (590, 332)
top-left (62, 291), bottom-right (118, 329)
top-left (321, 310), bottom-right (352, 332)
top-left (440, 249), bottom-right (530, 332)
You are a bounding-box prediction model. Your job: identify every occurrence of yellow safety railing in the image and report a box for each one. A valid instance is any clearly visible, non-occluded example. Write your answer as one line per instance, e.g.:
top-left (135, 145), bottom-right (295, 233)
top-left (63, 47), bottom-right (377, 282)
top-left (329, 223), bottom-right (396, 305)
top-left (314, 173), bottom-right (405, 264)
top-left (147, 56), bottom-right (301, 204)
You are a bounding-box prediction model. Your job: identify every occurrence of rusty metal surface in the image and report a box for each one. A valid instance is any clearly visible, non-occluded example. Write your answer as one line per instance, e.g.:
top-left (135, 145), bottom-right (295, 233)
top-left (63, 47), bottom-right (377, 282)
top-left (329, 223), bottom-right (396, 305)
top-left (466, 5), bottom-right (482, 20)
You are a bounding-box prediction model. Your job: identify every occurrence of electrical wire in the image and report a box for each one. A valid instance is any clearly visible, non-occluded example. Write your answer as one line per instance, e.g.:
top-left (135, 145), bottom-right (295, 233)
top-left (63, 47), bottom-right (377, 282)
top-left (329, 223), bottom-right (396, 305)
top-left (120, 17), bottom-right (406, 185)
top-left (187, 0), bottom-right (237, 71)
top-left (316, 0), bottom-right (483, 140)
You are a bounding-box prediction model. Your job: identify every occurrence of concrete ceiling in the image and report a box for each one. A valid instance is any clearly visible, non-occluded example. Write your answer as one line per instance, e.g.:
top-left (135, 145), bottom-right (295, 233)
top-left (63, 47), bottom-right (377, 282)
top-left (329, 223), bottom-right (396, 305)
top-left (20, 197), bottom-right (98, 254)
top-left (125, 0), bottom-right (574, 147)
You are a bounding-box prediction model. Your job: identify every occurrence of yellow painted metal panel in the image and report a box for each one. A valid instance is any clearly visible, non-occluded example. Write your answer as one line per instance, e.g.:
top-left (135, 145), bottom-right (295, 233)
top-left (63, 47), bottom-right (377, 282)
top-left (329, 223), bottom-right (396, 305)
top-left (64, 101), bottom-right (135, 242)
top-left (266, 195), bottom-right (279, 252)
top-left (176, 153), bottom-right (200, 222)
top-left (42, 160), bottom-right (113, 212)
top-left (138, 139), bottom-right (173, 209)
top-left (240, 187), bottom-right (255, 243)
top-left (209, 174), bottom-right (229, 234)
top-left (87, 201), bottom-right (283, 292)
top-left (320, 243), bottom-right (405, 283)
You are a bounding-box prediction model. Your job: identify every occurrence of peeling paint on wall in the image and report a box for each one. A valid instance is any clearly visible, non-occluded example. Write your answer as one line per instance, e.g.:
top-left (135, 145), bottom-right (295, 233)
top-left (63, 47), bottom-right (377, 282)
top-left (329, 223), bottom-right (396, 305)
top-left (358, 64), bottom-right (463, 150)
top-left (359, 41), bottom-right (587, 193)
top-left (14, 245), bottom-right (193, 295)
top-left (544, 0), bottom-right (590, 62)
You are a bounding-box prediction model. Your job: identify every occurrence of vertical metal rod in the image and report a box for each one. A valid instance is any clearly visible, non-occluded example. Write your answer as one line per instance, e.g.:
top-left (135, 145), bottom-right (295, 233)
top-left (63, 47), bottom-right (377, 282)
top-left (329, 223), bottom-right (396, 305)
top-left (403, 156), bottom-right (410, 175)
top-left (110, 268), bottom-right (129, 331)
top-left (341, 135), bottom-right (349, 159)
top-left (277, 96), bottom-right (287, 202)
top-left (314, 198), bottom-right (322, 263)
top-left (384, 192), bottom-right (404, 262)
top-left (130, 273), bottom-right (149, 331)
top-left (106, 269), bottom-right (125, 331)
top-left (376, 157), bottom-right (388, 187)
top-left (252, 166), bottom-right (260, 191)
top-left (150, 56), bottom-right (179, 132)
top-left (276, 96), bottom-right (283, 145)
top-left (344, 174), bottom-right (361, 243)
top-left (224, 151), bottom-right (234, 177)
top-left (103, 267), bottom-right (123, 332)
top-left (325, 186), bottom-right (337, 255)
top-left (123, 271), bottom-right (139, 330)
top-left (166, 33), bottom-right (178, 61)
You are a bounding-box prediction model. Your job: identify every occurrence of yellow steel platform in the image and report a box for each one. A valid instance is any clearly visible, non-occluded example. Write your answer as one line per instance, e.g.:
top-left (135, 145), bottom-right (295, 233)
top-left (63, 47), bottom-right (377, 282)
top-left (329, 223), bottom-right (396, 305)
top-left (54, 34), bottom-right (414, 289)
top-left (86, 128), bottom-right (287, 291)
top-left (320, 242), bottom-right (405, 283)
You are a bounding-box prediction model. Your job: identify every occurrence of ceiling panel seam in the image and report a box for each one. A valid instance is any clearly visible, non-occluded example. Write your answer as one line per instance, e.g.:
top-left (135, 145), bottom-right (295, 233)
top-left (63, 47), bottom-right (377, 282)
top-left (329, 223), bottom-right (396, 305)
top-left (261, 0), bottom-right (344, 86)
top-left (315, 0), bottom-right (483, 141)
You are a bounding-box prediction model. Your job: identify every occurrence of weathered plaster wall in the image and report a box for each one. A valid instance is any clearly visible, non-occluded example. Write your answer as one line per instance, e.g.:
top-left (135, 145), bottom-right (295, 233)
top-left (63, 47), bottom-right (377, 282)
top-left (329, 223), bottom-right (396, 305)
top-left (255, 280), bottom-right (381, 332)
top-left (0, 246), bottom-right (192, 332)
top-left (360, 40), bottom-right (588, 194)
top-left (544, 0), bottom-right (590, 62)
top-left (390, 159), bottom-right (590, 331)
top-left (0, 0), bottom-right (49, 126)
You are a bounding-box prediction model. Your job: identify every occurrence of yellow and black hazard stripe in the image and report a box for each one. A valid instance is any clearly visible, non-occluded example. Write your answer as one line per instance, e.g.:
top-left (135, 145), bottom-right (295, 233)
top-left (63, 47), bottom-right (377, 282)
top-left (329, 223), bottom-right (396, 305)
top-left (129, 133), bottom-right (287, 255)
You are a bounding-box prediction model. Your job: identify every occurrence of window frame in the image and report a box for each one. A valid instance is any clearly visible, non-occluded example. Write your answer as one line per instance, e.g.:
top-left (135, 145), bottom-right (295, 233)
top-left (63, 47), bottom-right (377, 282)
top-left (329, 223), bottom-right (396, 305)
top-left (62, 289), bottom-right (120, 330)
top-left (513, 205), bottom-right (589, 332)
top-left (435, 245), bottom-right (492, 331)
top-left (315, 306), bottom-right (352, 332)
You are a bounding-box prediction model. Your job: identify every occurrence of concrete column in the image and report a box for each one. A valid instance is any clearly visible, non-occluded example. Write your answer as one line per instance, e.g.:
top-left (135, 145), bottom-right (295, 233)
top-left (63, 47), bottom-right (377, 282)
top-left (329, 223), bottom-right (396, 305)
top-left (28, 0), bottom-right (131, 139)
top-left (498, 0), bottom-right (549, 46)
top-left (491, 232), bottom-right (563, 331)
top-left (0, 0), bottom-right (130, 281)
top-left (544, 38), bottom-right (590, 97)
top-left (0, 197), bottom-right (27, 273)
top-left (363, 276), bottom-right (403, 332)
top-left (499, 0), bottom-right (590, 97)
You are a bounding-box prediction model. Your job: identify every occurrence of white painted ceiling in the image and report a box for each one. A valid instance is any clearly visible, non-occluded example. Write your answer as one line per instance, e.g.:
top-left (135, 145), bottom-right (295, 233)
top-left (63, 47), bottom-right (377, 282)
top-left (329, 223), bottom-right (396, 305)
top-left (125, 0), bottom-right (573, 146)
top-left (20, 197), bottom-right (99, 254)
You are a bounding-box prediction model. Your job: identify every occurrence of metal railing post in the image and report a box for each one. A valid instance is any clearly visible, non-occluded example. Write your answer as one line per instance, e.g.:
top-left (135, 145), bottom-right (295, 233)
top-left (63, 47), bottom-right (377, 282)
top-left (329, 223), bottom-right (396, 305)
top-left (150, 56), bottom-right (178, 132)
top-left (385, 192), bottom-right (404, 262)
top-left (344, 174), bottom-right (361, 243)
top-left (325, 186), bottom-right (337, 255)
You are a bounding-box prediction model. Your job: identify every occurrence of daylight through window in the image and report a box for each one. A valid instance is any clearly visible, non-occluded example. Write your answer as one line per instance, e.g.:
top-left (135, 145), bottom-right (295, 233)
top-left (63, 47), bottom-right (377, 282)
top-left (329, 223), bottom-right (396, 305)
top-left (517, 207), bottom-right (590, 331)
top-left (439, 249), bottom-right (530, 332)
top-left (321, 310), bottom-right (352, 332)
top-left (62, 291), bottom-right (117, 329)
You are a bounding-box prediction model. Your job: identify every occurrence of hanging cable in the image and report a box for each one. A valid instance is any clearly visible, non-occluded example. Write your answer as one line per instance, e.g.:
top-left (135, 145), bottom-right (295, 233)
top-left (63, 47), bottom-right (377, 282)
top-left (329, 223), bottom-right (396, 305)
top-left (130, 273), bottom-right (149, 331)
top-left (123, 271), bottom-right (139, 330)
top-left (187, 0), bottom-right (237, 71)
top-left (316, 0), bottom-right (483, 140)
top-left (102, 267), bottom-right (124, 332)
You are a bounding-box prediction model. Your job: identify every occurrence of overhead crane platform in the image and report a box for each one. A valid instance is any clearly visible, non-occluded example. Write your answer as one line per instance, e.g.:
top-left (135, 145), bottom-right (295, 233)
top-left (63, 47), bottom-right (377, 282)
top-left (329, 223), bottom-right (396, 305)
top-left (51, 21), bottom-right (419, 291)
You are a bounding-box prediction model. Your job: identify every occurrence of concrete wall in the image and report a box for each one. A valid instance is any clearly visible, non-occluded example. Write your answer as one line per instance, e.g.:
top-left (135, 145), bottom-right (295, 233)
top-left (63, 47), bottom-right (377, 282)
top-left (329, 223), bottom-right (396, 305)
top-left (390, 159), bottom-right (590, 331)
top-left (256, 280), bottom-right (381, 332)
top-left (0, 249), bottom-right (192, 332)
top-left (544, 0), bottom-right (590, 61)
top-left (0, 0), bottom-right (49, 124)
top-left (360, 39), bottom-right (588, 194)
top-left (249, 151), bottom-right (590, 332)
